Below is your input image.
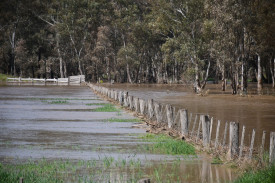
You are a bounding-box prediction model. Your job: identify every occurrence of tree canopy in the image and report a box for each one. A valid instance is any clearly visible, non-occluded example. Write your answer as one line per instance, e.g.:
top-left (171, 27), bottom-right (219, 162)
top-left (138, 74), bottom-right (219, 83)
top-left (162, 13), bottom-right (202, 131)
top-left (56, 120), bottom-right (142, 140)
top-left (0, 0), bottom-right (274, 94)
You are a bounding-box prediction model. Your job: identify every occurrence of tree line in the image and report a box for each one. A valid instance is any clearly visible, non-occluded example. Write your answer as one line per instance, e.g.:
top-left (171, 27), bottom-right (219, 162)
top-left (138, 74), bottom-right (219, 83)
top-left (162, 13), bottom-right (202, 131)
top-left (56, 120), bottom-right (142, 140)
top-left (0, 0), bottom-right (274, 94)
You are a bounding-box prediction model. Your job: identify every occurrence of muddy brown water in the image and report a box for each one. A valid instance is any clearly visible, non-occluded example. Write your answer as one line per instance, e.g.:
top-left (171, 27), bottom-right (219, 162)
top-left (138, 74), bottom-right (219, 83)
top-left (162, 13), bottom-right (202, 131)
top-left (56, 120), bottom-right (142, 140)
top-left (0, 84), bottom-right (236, 182)
top-left (103, 83), bottom-right (275, 150)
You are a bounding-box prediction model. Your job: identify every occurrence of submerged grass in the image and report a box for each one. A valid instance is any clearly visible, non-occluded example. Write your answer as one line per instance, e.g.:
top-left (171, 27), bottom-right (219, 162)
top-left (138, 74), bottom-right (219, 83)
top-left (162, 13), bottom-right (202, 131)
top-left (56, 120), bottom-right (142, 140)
top-left (140, 134), bottom-right (196, 155)
top-left (92, 104), bottom-right (119, 112)
top-left (234, 164), bottom-right (275, 183)
top-left (104, 118), bottom-right (141, 122)
top-left (86, 103), bottom-right (106, 106)
top-left (47, 100), bottom-right (69, 104)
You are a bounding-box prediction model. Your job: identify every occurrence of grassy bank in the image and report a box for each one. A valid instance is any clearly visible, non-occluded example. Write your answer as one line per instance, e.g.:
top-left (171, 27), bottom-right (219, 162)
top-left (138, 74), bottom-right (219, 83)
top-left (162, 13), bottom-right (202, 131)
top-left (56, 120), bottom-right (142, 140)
top-left (234, 164), bottom-right (275, 183)
top-left (140, 134), bottom-right (196, 155)
top-left (0, 73), bottom-right (12, 82)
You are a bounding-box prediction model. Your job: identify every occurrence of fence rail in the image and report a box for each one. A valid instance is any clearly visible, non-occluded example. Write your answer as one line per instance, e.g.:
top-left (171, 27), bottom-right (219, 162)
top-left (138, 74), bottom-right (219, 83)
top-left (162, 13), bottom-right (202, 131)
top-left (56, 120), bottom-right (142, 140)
top-left (89, 84), bottom-right (275, 164)
top-left (7, 75), bottom-right (85, 84)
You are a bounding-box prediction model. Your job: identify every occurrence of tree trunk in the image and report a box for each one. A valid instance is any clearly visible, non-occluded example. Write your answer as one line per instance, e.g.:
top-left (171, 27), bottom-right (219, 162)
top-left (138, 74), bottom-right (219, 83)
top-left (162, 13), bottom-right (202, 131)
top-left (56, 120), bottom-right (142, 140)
top-left (241, 60), bottom-right (247, 94)
top-left (194, 62), bottom-right (202, 93)
top-left (270, 57), bottom-right (275, 88)
top-left (201, 61), bottom-right (211, 89)
top-left (56, 32), bottom-right (64, 78)
top-left (257, 54), bottom-right (263, 93)
top-left (221, 64), bottom-right (226, 91)
top-left (63, 60), bottom-right (67, 78)
top-left (126, 63), bottom-right (132, 83)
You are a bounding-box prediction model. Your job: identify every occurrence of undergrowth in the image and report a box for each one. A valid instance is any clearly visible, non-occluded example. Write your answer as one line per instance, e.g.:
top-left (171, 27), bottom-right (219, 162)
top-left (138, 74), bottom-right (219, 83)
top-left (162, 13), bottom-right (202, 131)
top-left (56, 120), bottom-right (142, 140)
top-left (234, 164), bottom-right (275, 183)
top-left (92, 104), bottom-right (119, 112)
top-left (140, 134), bottom-right (196, 155)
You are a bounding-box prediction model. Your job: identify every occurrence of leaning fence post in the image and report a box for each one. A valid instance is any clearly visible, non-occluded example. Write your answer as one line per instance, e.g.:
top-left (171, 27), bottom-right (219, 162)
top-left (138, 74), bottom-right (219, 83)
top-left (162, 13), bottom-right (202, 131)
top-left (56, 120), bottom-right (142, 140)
top-left (248, 129), bottom-right (256, 159)
top-left (228, 122), bottom-right (239, 159)
top-left (222, 122), bottom-right (228, 147)
top-left (201, 115), bottom-right (211, 147)
top-left (269, 132), bottom-right (275, 164)
top-left (180, 109), bottom-right (189, 137)
top-left (239, 125), bottom-right (246, 159)
top-left (214, 120), bottom-right (221, 148)
top-left (260, 131), bottom-right (266, 159)
top-left (189, 113), bottom-right (193, 130)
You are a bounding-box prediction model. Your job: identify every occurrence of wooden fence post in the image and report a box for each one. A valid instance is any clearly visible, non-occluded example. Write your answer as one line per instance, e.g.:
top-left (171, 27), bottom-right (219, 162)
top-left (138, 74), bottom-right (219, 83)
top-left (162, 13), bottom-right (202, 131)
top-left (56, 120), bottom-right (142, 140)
top-left (129, 96), bottom-right (134, 110)
top-left (147, 99), bottom-right (154, 119)
top-left (222, 122), bottom-right (228, 147)
top-left (239, 125), bottom-right (246, 159)
top-left (134, 97), bottom-right (140, 113)
top-left (180, 109), bottom-right (189, 137)
top-left (228, 122), bottom-right (239, 159)
top-left (214, 120), bottom-right (221, 148)
top-left (269, 132), bottom-right (275, 164)
top-left (191, 114), bottom-right (198, 137)
top-left (139, 99), bottom-right (145, 115)
top-left (201, 115), bottom-right (211, 147)
top-left (248, 129), bottom-right (255, 159)
top-left (209, 117), bottom-right (213, 144)
top-left (260, 131), bottom-right (266, 158)
top-left (196, 116), bottom-right (202, 142)
top-left (189, 113), bottom-right (193, 130)
top-left (123, 91), bottom-right (128, 107)
top-left (154, 102), bottom-right (162, 123)
top-left (166, 104), bottom-right (174, 128)
top-left (138, 178), bottom-right (150, 183)
top-left (118, 91), bottom-right (123, 106)
top-left (19, 177), bottom-right (24, 183)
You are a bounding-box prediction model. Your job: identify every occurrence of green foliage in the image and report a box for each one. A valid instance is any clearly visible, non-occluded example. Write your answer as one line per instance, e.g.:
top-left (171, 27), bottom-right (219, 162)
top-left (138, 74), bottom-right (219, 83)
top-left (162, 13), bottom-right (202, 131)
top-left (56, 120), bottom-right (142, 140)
top-left (140, 134), bottom-right (196, 155)
top-left (0, 74), bottom-right (12, 81)
top-left (92, 104), bottom-right (119, 112)
top-left (234, 164), bottom-right (275, 183)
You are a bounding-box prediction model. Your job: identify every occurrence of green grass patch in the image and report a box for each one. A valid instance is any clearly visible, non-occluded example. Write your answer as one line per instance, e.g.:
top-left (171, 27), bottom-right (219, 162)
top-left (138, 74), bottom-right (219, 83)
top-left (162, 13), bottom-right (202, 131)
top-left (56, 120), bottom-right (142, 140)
top-left (92, 104), bottom-right (119, 112)
top-left (211, 157), bottom-right (223, 164)
top-left (47, 100), bottom-right (69, 104)
top-left (234, 164), bottom-right (275, 183)
top-left (140, 134), bottom-right (196, 155)
top-left (86, 103), bottom-right (106, 106)
top-left (104, 118), bottom-right (141, 122)
top-left (0, 73), bottom-right (13, 81)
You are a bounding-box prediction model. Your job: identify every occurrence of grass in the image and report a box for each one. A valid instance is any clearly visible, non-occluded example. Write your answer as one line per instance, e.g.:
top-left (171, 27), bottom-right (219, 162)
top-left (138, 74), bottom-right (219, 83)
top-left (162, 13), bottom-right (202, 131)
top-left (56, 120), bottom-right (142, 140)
top-left (47, 100), bottom-right (69, 104)
top-left (86, 103), bottom-right (106, 106)
top-left (211, 157), bottom-right (223, 164)
top-left (140, 134), bottom-right (196, 155)
top-left (234, 164), bottom-right (275, 183)
top-left (0, 73), bottom-right (12, 82)
top-left (92, 104), bottom-right (119, 112)
top-left (104, 118), bottom-right (141, 122)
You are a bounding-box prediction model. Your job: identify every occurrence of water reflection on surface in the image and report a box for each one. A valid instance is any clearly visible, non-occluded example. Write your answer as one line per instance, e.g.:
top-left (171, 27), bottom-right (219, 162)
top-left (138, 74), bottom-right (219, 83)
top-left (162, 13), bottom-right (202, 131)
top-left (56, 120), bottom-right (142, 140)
top-left (0, 85), bottom-right (236, 182)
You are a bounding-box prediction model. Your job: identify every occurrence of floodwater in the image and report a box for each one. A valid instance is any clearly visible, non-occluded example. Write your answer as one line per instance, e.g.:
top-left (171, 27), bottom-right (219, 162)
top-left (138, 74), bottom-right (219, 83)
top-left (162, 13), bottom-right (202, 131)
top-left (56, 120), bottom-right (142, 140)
top-left (0, 84), bottom-right (236, 182)
top-left (102, 83), bottom-right (275, 149)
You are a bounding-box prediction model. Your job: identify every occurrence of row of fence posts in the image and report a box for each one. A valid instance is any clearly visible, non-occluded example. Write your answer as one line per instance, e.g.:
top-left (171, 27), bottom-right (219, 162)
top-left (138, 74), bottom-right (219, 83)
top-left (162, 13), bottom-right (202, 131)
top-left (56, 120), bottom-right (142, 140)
top-left (89, 84), bottom-right (275, 164)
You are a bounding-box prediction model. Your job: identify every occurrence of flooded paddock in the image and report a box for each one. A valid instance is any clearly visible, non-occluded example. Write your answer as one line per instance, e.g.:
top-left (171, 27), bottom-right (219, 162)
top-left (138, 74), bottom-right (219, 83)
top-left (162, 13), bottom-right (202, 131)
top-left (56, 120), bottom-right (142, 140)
top-left (0, 85), bottom-right (236, 182)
